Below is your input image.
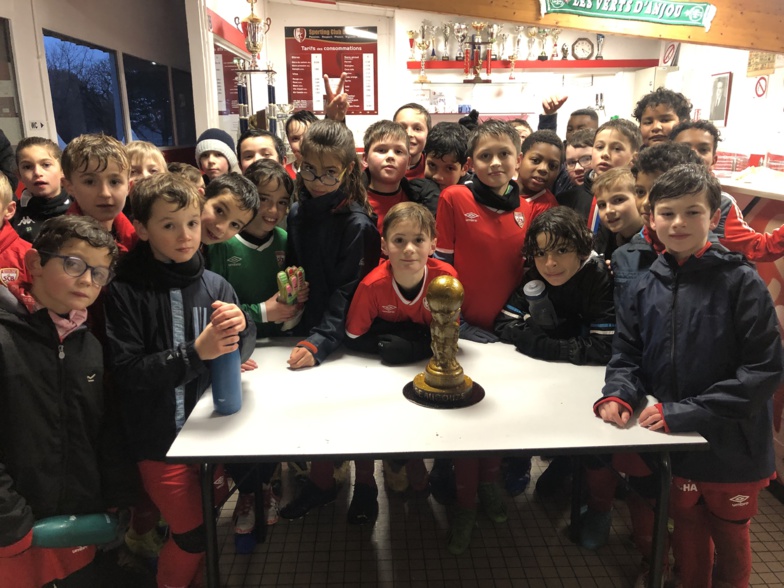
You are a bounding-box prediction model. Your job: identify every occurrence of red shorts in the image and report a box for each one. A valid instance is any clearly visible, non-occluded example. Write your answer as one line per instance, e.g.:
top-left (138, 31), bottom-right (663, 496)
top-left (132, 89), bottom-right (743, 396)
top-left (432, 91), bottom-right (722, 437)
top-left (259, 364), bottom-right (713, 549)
top-left (0, 543), bottom-right (96, 588)
top-left (670, 476), bottom-right (771, 520)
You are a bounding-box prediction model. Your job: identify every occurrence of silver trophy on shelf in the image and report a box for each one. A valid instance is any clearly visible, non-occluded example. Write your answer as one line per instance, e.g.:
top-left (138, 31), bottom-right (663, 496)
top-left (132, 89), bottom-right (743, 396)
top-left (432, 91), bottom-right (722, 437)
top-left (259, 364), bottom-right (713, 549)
top-left (425, 24), bottom-right (438, 60)
top-left (487, 24), bottom-right (502, 60)
top-left (526, 26), bottom-right (538, 61)
top-left (499, 32), bottom-right (509, 61)
top-left (550, 28), bottom-right (561, 60)
top-left (233, 0), bottom-right (271, 70)
top-left (442, 23), bottom-right (453, 61)
top-left (536, 28), bottom-right (551, 61)
top-left (454, 23), bottom-right (468, 62)
top-left (596, 33), bottom-right (606, 60)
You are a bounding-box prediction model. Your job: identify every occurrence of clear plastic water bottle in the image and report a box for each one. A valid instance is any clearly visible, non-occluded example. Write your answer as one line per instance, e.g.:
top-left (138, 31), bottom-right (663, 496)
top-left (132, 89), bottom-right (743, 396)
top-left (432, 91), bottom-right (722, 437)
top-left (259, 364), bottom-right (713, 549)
top-left (32, 513), bottom-right (119, 548)
top-left (210, 349), bottom-right (242, 415)
top-left (523, 280), bottom-right (558, 330)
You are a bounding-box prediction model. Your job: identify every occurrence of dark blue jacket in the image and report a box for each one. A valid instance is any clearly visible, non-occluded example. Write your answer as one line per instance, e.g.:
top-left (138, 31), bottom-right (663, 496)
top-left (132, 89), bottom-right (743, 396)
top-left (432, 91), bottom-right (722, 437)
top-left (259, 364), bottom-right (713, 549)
top-left (610, 231), bottom-right (658, 306)
top-left (286, 187), bottom-right (380, 364)
top-left (105, 243), bottom-right (256, 461)
top-left (600, 246), bottom-right (783, 483)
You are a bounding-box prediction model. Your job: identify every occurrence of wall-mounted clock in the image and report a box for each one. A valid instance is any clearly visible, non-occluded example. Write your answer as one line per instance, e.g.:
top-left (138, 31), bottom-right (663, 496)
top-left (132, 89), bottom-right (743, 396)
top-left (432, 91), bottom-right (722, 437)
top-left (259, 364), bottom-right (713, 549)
top-left (572, 37), bottom-right (595, 60)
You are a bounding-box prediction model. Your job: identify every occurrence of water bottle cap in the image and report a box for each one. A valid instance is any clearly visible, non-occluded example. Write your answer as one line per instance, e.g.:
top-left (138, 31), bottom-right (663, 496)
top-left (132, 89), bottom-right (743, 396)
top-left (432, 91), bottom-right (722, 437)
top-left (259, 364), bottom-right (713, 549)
top-left (523, 280), bottom-right (546, 298)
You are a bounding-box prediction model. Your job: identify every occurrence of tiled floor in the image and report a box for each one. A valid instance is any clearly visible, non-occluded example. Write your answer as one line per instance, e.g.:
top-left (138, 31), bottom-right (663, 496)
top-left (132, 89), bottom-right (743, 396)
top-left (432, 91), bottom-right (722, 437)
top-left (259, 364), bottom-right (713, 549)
top-left (213, 459), bottom-right (784, 587)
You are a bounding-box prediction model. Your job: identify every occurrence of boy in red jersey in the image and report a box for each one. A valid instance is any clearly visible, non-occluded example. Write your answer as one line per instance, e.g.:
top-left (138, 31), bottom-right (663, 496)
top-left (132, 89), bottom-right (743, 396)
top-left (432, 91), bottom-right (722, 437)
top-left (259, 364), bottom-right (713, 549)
top-left (0, 173), bottom-right (30, 286)
top-left (61, 134), bottom-right (137, 253)
top-left (393, 103), bottom-right (430, 180)
top-left (344, 202), bottom-right (456, 524)
top-left (516, 130), bottom-right (562, 219)
top-left (362, 121), bottom-right (439, 233)
top-left (434, 119), bottom-right (529, 339)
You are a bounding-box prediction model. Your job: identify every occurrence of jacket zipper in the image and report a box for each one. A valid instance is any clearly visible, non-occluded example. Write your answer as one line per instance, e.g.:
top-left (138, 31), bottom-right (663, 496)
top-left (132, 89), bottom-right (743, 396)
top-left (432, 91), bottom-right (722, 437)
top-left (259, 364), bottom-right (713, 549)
top-left (670, 272), bottom-right (679, 400)
top-left (57, 342), bottom-right (68, 507)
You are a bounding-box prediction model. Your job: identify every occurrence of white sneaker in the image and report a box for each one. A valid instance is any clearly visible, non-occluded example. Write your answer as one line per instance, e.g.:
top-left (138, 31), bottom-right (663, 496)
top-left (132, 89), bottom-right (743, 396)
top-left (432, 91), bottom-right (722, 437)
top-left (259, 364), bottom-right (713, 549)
top-left (232, 492), bottom-right (256, 534)
top-left (263, 483), bottom-right (280, 526)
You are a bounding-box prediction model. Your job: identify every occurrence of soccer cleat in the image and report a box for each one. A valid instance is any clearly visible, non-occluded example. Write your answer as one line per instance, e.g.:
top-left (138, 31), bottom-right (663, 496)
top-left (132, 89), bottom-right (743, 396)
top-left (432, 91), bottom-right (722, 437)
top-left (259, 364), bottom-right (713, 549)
top-left (478, 482), bottom-right (508, 523)
top-left (263, 483), bottom-right (280, 526)
top-left (447, 507), bottom-right (477, 555)
top-left (232, 492), bottom-right (256, 535)
top-left (279, 481), bottom-right (338, 520)
top-left (346, 483), bottom-right (379, 525)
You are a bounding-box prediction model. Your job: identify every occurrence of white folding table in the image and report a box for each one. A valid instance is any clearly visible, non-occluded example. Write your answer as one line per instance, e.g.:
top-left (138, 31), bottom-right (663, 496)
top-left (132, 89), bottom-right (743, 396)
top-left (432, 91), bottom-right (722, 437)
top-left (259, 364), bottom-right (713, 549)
top-left (167, 338), bottom-right (707, 588)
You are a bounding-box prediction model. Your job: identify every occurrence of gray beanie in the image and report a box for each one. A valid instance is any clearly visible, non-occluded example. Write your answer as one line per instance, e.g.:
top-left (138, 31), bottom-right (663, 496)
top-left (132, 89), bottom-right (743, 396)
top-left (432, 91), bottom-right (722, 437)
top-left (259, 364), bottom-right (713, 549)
top-left (195, 128), bottom-right (239, 171)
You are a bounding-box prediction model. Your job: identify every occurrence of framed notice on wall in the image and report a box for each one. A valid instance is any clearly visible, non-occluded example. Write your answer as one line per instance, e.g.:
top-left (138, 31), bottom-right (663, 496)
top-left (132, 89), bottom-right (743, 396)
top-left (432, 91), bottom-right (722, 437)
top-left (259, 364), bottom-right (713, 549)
top-left (285, 26), bottom-right (378, 115)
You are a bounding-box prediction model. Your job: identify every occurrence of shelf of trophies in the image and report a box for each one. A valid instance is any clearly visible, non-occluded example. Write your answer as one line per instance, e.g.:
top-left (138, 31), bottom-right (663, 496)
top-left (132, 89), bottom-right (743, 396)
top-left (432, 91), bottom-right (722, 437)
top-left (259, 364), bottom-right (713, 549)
top-left (406, 59), bottom-right (659, 77)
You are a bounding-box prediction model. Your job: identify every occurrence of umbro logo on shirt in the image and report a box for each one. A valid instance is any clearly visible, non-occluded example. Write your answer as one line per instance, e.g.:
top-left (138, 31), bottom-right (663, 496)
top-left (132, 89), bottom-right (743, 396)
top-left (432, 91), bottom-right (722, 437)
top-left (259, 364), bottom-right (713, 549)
top-left (464, 212), bottom-right (479, 223)
top-left (381, 305), bottom-right (397, 314)
top-left (227, 256), bottom-right (242, 266)
top-left (86, 374), bottom-right (96, 383)
top-left (729, 494), bottom-right (750, 507)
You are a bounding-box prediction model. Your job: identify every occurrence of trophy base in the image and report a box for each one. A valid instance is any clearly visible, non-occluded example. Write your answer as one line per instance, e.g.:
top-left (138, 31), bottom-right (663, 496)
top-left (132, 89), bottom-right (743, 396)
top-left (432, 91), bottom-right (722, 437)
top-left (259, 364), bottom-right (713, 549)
top-left (595, 56), bottom-right (604, 60)
top-left (417, 75), bottom-right (430, 83)
top-left (442, 55), bottom-right (450, 61)
top-left (464, 78), bottom-right (491, 84)
top-left (537, 55), bottom-right (549, 61)
top-left (403, 379), bottom-right (484, 409)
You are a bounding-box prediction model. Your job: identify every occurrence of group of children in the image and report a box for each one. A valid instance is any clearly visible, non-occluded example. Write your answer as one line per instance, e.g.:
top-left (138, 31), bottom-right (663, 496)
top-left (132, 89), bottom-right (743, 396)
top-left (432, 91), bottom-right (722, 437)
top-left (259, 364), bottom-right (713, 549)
top-left (0, 84), bottom-right (781, 588)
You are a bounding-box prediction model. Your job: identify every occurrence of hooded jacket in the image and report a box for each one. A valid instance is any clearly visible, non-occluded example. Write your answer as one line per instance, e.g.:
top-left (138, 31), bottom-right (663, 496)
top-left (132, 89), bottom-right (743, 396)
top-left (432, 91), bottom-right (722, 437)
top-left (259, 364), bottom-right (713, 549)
top-left (286, 186), bottom-right (380, 364)
top-left (598, 246), bottom-right (783, 483)
top-left (105, 242), bottom-right (256, 461)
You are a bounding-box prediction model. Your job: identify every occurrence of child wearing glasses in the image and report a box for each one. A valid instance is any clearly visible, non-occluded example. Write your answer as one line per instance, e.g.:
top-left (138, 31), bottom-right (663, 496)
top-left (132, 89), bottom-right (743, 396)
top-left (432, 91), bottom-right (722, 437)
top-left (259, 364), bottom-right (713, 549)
top-left (104, 174), bottom-right (256, 588)
top-left (279, 120), bottom-right (380, 520)
top-left (0, 215), bottom-right (124, 588)
top-left (557, 129), bottom-right (595, 221)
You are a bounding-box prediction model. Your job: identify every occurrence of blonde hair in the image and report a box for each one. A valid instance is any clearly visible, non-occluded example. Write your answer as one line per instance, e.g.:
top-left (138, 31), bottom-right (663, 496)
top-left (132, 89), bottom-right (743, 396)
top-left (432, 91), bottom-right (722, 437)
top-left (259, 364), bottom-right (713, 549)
top-left (593, 167), bottom-right (636, 197)
top-left (383, 202), bottom-right (435, 240)
top-left (62, 134), bottom-right (129, 180)
top-left (127, 141), bottom-right (167, 171)
top-left (0, 172), bottom-right (11, 209)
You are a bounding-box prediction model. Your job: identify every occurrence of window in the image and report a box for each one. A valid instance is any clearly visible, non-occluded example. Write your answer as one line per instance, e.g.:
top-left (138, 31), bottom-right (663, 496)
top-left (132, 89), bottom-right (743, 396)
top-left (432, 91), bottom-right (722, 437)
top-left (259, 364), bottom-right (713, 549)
top-left (172, 68), bottom-right (196, 146)
top-left (0, 18), bottom-right (23, 146)
top-left (43, 31), bottom-right (125, 145)
top-left (123, 54), bottom-right (174, 146)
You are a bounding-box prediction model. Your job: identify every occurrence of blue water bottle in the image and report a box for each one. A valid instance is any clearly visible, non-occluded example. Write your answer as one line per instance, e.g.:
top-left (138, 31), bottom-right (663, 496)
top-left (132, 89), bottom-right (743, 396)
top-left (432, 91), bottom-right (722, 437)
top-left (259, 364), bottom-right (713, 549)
top-left (210, 349), bottom-right (242, 415)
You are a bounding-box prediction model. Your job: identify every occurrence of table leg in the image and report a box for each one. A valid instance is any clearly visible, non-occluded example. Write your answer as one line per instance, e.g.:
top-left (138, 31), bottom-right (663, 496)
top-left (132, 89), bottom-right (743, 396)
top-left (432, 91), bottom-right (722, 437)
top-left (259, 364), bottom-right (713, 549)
top-left (201, 462), bottom-right (220, 588)
top-left (569, 456), bottom-right (583, 542)
top-left (649, 452), bottom-right (671, 588)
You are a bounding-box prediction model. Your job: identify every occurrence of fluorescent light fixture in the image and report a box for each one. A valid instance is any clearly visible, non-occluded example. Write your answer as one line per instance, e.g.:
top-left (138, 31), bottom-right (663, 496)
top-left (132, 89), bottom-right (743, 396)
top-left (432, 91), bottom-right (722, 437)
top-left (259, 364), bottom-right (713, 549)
top-left (344, 27), bottom-right (377, 40)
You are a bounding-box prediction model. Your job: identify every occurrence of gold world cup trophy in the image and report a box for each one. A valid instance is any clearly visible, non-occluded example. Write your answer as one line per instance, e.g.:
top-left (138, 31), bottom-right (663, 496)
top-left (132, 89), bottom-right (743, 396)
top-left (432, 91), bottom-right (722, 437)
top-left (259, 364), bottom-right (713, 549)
top-left (406, 276), bottom-right (482, 407)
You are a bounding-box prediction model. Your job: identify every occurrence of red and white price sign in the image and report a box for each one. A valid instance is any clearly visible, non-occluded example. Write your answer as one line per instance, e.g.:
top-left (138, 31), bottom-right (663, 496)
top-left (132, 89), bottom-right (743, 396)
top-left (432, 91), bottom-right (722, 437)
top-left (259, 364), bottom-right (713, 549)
top-left (754, 76), bottom-right (769, 99)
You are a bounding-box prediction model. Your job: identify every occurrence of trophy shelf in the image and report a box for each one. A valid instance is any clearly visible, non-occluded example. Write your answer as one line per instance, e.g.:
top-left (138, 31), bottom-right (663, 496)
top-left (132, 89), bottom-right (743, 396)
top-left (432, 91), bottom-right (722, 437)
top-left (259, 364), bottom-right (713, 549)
top-left (406, 59), bottom-right (658, 72)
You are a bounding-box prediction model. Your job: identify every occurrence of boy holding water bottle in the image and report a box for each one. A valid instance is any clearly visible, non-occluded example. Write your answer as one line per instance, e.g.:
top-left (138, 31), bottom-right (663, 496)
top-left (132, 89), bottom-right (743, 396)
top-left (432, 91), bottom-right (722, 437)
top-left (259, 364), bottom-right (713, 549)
top-left (104, 173), bottom-right (255, 588)
top-left (0, 216), bottom-right (122, 587)
top-left (493, 206), bottom-right (615, 498)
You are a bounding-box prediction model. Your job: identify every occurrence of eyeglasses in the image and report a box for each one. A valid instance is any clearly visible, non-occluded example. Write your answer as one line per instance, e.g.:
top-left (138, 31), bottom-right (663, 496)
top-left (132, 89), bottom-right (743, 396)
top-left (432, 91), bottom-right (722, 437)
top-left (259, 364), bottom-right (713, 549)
top-left (41, 252), bottom-right (114, 287)
top-left (565, 155), bottom-right (593, 170)
top-left (299, 165), bottom-right (345, 187)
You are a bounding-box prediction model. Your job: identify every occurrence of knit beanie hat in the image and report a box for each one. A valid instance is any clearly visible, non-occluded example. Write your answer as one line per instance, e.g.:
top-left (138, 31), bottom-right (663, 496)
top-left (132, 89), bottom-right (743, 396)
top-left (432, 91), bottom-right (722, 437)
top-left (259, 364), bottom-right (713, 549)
top-left (195, 128), bottom-right (239, 171)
